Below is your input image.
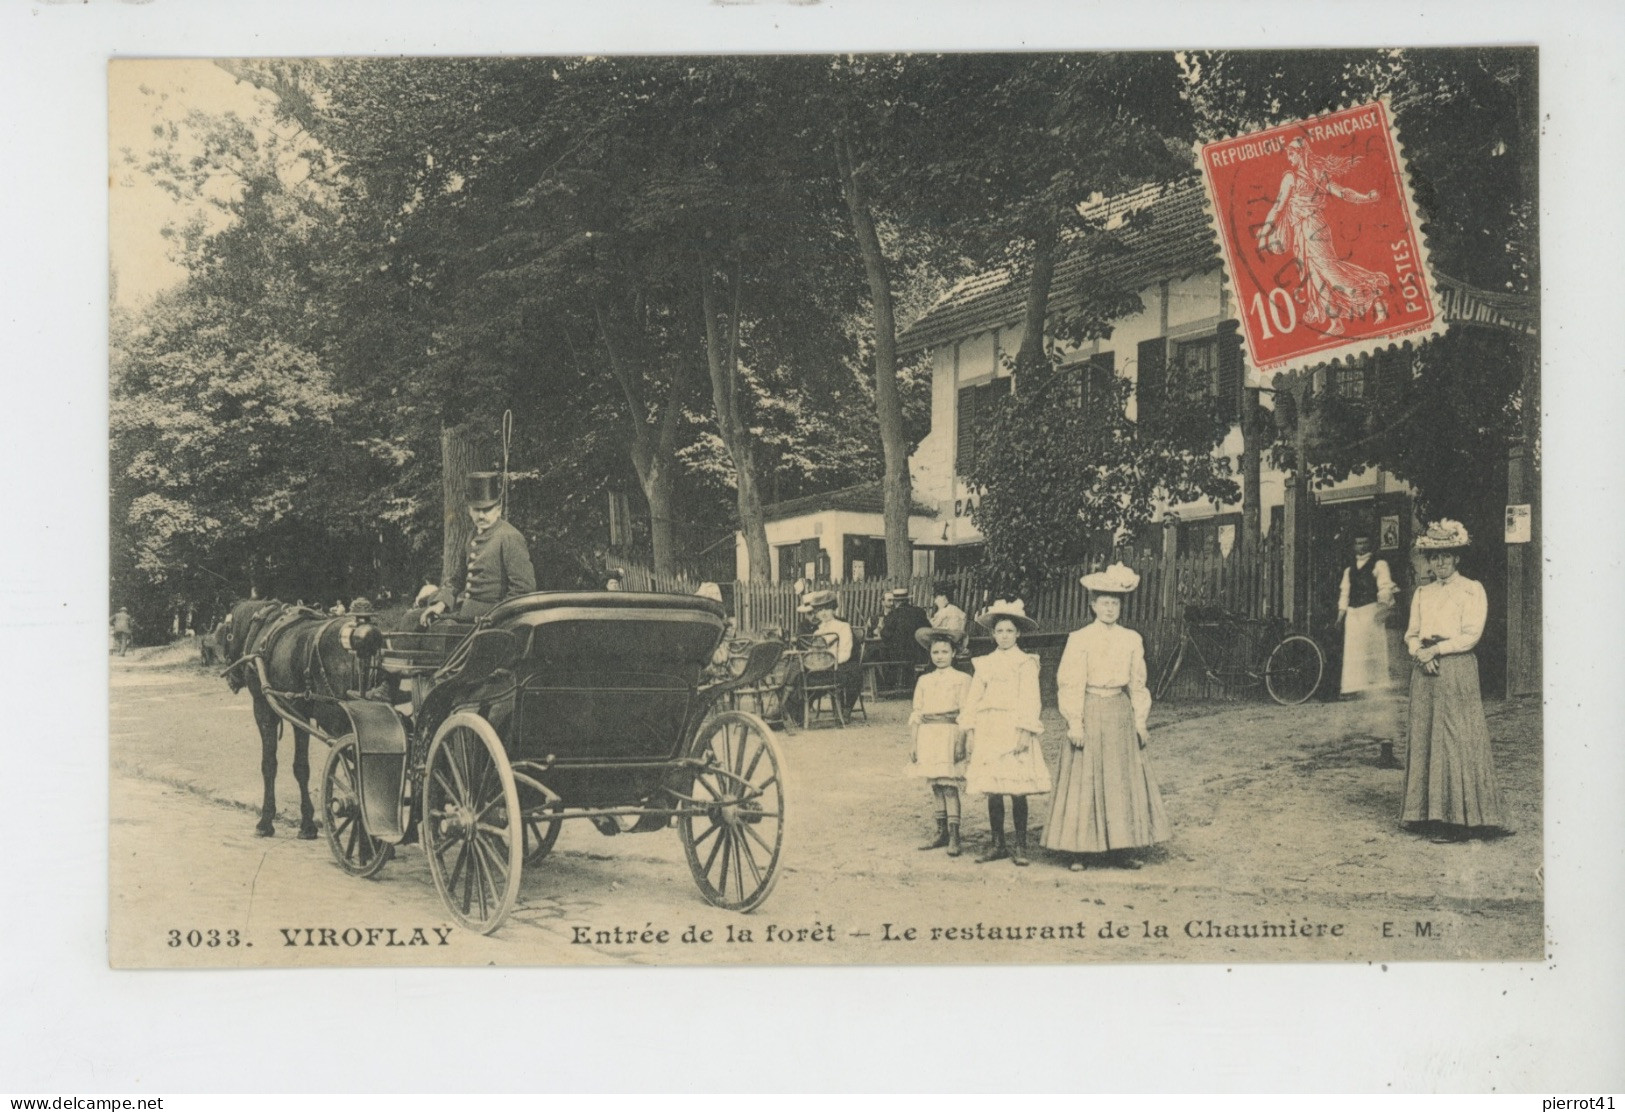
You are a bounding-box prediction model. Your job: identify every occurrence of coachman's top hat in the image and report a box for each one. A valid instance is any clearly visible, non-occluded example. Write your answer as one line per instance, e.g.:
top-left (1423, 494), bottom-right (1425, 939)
top-left (464, 472), bottom-right (503, 510)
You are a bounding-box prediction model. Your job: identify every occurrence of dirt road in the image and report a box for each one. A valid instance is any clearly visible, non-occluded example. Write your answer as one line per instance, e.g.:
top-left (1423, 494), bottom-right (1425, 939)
top-left (109, 648), bottom-right (1542, 967)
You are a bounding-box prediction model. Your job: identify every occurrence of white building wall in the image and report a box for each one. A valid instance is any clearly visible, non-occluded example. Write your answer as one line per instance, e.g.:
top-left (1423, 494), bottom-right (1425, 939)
top-left (739, 509), bottom-right (945, 583)
top-left (906, 265), bottom-right (1410, 546)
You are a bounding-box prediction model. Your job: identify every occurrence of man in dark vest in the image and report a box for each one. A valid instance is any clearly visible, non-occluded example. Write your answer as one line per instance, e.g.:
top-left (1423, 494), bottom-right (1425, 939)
top-left (879, 587), bottom-right (932, 693)
top-left (420, 472), bottom-right (537, 625)
top-left (1336, 531), bottom-right (1399, 766)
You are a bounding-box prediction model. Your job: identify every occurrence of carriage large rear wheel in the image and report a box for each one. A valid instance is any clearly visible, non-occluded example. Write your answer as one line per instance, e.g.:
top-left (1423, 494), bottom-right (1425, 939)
top-left (521, 796), bottom-right (563, 865)
top-left (321, 735), bottom-right (392, 878)
top-left (679, 710), bottom-right (787, 912)
top-left (422, 713), bottom-right (523, 935)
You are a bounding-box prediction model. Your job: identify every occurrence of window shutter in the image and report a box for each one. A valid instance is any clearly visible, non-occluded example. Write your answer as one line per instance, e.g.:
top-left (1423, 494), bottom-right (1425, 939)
top-left (956, 385), bottom-right (977, 475)
top-left (1217, 319), bottom-right (1243, 424)
top-left (1375, 346), bottom-right (1407, 403)
top-left (1137, 337), bottom-right (1167, 425)
top-left (1085, 351), bottom-right (1115, 414)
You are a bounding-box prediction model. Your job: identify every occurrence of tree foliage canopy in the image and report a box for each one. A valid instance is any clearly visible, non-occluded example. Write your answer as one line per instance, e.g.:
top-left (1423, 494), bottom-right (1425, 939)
top-left (110, 50), bottom-right (1537, 627)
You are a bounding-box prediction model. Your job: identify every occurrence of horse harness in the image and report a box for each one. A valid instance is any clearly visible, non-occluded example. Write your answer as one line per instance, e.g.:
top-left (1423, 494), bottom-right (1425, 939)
top-left (224, 602), bottom-right (350, 698)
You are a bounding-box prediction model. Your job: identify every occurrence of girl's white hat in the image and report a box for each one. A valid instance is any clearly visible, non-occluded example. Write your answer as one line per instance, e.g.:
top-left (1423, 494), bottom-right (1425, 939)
top-left (694, 582), bottom-right (724, 603)
top-left (974, 598), bottom-right (1038, 634)
top-left (1080, 562), bottom-right (1141, 594)
top-left (915, 626), bottom-right (968, 651)
top-left (1416, 519), bottom-right (1470, 550)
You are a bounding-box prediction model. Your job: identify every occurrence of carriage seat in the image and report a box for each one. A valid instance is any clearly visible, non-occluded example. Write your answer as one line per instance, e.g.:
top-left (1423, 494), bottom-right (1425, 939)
top-left (379, 627), bottom-right (469, 677)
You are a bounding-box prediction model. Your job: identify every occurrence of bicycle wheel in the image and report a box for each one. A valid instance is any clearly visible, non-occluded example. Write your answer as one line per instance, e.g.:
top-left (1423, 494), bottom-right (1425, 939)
top-left (1153, 639), bottom-right (1187, 701)
top-left (1264, 635), bottom-right (1324, 706)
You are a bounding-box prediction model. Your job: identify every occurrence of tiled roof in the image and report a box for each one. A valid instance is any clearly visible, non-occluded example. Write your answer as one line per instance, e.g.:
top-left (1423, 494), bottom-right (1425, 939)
top-left (763, 480), bottom-right (939, 524)
top-left (897, 177), bottom-right (1218, 354)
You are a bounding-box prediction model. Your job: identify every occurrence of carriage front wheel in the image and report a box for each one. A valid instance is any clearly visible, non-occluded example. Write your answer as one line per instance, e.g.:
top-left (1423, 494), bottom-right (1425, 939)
top-left (1264, 635), bottom-right (1325, 706)
top-left (321, 735), bottom-right (392, 878)
top-left (422, 712), bottom-right (524, 935)
top-left (680, 710), bottom-right (787, 913)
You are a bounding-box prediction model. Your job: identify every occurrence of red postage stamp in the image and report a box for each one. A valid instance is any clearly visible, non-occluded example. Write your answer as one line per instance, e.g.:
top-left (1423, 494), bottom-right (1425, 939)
top-left (1198, 99), bottom-right (1442, 381)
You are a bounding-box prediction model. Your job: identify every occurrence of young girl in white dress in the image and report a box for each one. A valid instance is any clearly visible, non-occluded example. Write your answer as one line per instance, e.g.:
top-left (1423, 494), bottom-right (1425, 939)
top-left (962, 600), bottom-right (1051, 866)
top-left (908, 627), bottom-right (971, 857)
top-left (1044, 563), bottom-right (1170, 869)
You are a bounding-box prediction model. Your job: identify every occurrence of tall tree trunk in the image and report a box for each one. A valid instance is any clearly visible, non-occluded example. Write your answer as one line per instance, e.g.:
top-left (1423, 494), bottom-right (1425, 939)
top-left (594, 302), bottom-right (685, 577)
top-left (699, 260), bottom-right (771, 581)
top-left (837, 133), bottom-right (914, 581)
top-left (440, 422), bottom-right (480, 586)
top-left (1013, 214), bottom-right (1061, 374)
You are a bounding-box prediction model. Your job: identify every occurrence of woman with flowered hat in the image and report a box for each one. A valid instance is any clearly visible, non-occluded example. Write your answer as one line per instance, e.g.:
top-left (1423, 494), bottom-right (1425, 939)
top-left (960, 599), bottom-right (1051, 865)
top-left (907, 626), bottom-right (973, 857)
top-left (1401, 520), bottom-right (1506, 841)
top-left (1044, 563), bottom-right (1169, 869)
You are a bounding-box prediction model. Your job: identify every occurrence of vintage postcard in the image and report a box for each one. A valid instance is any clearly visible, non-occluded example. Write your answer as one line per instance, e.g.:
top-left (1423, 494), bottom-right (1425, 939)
top-left (108, 48), bottom-right (1542, 969)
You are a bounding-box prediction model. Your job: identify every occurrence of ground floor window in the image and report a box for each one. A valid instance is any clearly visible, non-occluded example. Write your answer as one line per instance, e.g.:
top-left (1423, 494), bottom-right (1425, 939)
top-left (777, 539), bottom-right (828, 583)
top-left (842, 535), bottom-right (888, 581)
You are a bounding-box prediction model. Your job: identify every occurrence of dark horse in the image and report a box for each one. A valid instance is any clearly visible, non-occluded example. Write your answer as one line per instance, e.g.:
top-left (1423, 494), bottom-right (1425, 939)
top-left (219, 599), bottom-right (370, 838)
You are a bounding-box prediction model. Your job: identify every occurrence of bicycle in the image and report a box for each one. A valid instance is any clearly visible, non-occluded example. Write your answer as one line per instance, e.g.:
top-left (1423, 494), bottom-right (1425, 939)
top-left (1153, 603), bottom-right (1325, 706)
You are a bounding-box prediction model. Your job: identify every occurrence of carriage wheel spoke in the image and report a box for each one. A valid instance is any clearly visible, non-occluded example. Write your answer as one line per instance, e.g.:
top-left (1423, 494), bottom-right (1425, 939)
top-left (446, 835), bottom-right (470, 898)
top-left (729, 724), bottom-right (748, 777)
top-left (470, 836), bottom-right (497, 919)
top-left (445, 734), bottom-right (470, 801)
top-left (715, 828), bottom-right (732, 895)
top-left (741, 821), bottom-right (776, 857)
top-left (461, 835), bottom-right (480, 914)
top-left (689, 817), bottom-right (722, 850)
top-left (432, 769), bottom-right (460, 805)
top-left (741, 741), bottom-right (765, 784)
top-left (732, 835), bottom-right (750, 903)
top-left (475, 794), bottom-right (506, 825)
top-left (701, 821), bottom-right (727, 879)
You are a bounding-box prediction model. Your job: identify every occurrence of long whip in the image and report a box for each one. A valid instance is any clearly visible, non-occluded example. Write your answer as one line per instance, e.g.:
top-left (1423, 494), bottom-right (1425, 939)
top-left (500, 408), bottom-right (513, 516)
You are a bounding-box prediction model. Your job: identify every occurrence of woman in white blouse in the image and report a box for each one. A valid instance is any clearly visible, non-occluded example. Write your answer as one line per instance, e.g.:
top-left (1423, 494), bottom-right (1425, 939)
top-left (1043, 563), bottom-right (1170, 869)
top-left (1401, 521), bottom-right (1507, 841)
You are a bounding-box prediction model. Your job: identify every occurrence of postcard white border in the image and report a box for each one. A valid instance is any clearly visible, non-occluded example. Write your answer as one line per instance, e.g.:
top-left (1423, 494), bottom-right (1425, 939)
top-left (3, 0), bottom-right (1623, 1094)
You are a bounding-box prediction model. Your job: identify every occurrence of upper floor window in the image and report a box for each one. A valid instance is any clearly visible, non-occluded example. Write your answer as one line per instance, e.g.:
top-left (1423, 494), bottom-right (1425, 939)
top-left (956, 376), bottom-right (1011, 475)
top-left (1058, 351), bottom-right (1116, 413)
top-left (1171, 335), bottom-right (1222, 400)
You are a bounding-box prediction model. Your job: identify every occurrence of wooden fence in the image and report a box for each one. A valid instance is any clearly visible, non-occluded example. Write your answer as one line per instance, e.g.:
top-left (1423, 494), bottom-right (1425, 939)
top-left (622, 528), bottom-right (1286, 701)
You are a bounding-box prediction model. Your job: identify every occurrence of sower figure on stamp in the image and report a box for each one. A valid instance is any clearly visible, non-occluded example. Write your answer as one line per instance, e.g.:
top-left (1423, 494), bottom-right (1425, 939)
top-left (1336, 531), bottom-right (1401, 767)
top-left (418, 471), bottom-right (537, 626)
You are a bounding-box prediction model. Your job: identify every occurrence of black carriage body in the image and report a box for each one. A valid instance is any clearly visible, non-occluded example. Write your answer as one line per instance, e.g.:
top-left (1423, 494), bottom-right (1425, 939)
top-left (329, 589), bottom-right (787, 933)
top-left (490, 592), bottom-right (726, 808)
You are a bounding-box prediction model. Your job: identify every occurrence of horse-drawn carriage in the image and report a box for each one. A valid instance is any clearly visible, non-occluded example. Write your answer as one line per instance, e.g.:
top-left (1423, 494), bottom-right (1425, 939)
top-left (224, 592), bottom-right (788, 935)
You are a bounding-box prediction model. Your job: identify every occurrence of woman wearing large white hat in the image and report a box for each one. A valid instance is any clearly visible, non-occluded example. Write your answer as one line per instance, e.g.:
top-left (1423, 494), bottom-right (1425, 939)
top-left (1401, 521), bottom-right (1507, 841)
top-left (960, 599), bottom-right (1051, 865)
top-left (1043, 563), bottom-right (1169, 869)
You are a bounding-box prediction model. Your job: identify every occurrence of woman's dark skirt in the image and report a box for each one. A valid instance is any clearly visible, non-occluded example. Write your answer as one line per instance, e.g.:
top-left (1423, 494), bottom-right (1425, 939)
top-left (1401, 653), bottom-right (1506, 828)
